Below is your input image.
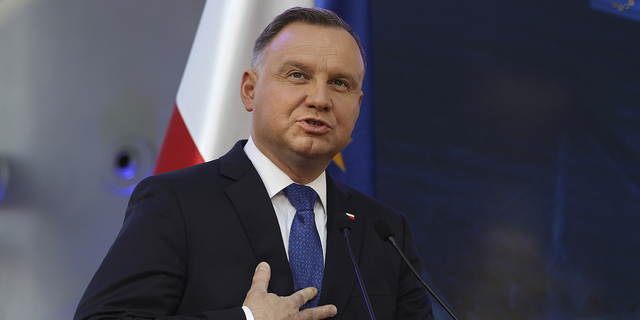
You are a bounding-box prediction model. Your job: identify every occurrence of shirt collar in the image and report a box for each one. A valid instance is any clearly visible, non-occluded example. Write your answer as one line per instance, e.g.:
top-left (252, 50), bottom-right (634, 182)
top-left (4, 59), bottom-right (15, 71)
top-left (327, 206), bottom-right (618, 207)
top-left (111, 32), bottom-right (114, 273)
top-left (243, 136), bottom-right (327, 209)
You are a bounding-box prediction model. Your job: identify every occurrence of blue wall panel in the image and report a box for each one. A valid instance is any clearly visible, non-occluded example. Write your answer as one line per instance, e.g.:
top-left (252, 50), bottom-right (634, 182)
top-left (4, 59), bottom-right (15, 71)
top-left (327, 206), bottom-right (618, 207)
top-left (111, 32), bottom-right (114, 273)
top-left (371, 0), bottom-right (640, 318)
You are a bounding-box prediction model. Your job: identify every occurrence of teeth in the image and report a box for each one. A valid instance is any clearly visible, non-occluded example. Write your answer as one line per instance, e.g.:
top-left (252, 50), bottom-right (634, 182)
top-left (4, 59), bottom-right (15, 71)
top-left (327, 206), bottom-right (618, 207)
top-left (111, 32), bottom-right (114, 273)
top-left (306, 120), bottom-right (321, 126)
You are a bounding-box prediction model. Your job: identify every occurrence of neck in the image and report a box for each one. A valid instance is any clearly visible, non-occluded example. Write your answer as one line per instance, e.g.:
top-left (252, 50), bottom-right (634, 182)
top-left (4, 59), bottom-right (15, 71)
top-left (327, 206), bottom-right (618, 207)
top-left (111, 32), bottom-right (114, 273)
top-left (249, 135), bottom-right (335, 184)
top-left (253, 144), bottom-right (329, 185)
top-left (269, 154), bottom-right (328, 185)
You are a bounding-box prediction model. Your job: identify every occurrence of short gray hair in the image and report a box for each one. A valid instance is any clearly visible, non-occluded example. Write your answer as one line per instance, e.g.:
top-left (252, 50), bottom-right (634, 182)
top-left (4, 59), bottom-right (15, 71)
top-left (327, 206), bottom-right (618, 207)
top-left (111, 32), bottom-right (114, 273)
top-left (250, 7), bottom-right (366, 71)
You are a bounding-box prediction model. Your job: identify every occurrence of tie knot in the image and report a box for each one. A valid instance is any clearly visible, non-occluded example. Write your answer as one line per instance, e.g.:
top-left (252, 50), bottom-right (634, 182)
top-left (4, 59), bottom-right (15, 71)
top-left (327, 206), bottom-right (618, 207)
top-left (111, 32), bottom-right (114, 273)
top-left (283, 183), bottom-right (317, 212)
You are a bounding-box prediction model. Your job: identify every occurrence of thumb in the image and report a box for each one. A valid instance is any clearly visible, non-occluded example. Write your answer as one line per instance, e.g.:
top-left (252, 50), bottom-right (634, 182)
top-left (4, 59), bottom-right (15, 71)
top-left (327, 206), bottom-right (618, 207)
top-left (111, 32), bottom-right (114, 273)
top-left (250, 262), bottom-right (271, 293)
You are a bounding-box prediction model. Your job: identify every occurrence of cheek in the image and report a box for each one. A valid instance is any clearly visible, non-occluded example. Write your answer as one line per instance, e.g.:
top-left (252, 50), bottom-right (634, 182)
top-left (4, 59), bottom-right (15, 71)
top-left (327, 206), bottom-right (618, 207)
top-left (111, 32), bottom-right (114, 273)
top-left (336, 103), bottom-right (360, 131)
top-left (253, 95), bottom-right (297, 130)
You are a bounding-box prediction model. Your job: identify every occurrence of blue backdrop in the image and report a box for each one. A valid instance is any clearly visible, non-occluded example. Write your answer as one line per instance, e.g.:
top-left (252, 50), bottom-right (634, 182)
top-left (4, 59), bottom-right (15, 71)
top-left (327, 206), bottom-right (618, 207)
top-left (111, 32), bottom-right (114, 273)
top-left (317, 0), bottom-right (378, 199)
top-left (370, 0), bottom-right (640, 319)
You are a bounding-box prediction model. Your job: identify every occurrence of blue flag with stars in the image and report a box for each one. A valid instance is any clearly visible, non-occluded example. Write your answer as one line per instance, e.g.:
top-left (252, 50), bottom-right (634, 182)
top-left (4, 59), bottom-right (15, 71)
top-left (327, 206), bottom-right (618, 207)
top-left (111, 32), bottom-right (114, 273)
top-left (316, 0), bottom-right (377, 198)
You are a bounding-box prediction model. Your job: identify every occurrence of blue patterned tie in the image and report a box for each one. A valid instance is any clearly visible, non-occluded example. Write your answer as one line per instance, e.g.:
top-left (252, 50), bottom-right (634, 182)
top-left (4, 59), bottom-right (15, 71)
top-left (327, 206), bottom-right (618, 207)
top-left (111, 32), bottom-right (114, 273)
top-left (283, 183), bottom-right (324, 309)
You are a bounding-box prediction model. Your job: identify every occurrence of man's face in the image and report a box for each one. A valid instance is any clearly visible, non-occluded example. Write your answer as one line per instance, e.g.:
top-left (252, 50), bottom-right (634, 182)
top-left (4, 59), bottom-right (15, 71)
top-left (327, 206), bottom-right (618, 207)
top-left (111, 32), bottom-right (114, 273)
top-left (241, 22), bottom-right (364, 168)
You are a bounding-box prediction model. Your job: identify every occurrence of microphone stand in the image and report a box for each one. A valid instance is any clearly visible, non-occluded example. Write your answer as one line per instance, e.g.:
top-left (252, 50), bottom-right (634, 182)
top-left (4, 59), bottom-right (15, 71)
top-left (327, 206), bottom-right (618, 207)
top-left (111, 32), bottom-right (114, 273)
top-left (341, 226), bottom-right (377, 320)
top-left (375, 219), bottom-right (460, 320)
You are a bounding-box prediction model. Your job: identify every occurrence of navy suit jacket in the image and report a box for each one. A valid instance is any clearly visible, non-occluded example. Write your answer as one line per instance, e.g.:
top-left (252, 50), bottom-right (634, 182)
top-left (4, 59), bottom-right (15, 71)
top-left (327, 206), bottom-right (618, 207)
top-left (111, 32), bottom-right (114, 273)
top-left (74, 140), bottom-right (432, 320)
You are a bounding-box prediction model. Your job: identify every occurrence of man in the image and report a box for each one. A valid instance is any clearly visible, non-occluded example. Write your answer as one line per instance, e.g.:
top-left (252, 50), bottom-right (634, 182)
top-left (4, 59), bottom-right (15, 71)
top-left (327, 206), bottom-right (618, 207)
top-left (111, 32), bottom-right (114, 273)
top-left (74, 7), bottom-right (433, 320)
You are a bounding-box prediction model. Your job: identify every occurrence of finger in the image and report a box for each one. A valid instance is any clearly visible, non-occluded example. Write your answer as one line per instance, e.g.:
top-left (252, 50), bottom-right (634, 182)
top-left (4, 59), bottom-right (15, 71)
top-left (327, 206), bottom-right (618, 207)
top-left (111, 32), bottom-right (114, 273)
top-left (249, 262), bottom-right (271, 293)
top-left (300, 304), bottom-right (338, 319)
top-left (291, 287), bottom-right (318, 307)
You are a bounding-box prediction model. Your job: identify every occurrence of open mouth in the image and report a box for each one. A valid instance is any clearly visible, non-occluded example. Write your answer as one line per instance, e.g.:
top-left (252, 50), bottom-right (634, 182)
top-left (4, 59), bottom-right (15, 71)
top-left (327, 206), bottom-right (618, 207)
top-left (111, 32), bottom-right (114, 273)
top-left (306, 120), bottom-right (324, 127)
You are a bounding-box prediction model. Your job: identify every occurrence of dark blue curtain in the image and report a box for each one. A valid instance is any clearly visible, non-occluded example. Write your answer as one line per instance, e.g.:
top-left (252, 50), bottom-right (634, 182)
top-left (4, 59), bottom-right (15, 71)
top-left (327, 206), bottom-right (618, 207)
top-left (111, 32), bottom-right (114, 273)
top-left (317, 0), bottom-right (377, 198)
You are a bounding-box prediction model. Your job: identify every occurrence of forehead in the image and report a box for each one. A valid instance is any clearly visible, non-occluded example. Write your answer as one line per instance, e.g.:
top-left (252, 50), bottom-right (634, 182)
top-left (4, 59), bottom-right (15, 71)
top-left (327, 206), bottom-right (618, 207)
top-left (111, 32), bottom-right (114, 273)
top-left (264, 22), bottom-right (364, 75)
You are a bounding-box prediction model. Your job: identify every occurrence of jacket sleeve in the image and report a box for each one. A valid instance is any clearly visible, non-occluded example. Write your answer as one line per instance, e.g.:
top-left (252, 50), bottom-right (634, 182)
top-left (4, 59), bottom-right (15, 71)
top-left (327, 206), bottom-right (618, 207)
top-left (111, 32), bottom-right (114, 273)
top-left (73, 175), bottom-right (246, 320)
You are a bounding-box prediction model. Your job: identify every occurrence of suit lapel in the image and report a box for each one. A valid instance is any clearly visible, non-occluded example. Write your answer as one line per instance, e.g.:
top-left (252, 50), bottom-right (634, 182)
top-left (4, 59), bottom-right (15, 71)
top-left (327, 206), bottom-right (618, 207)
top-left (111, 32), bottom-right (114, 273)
top-left (219, 141), bottom-right (362, 308)
top-left (320, 175), bottom-right (362, 317)
top-left (221, 141), bottom-right (294, 296)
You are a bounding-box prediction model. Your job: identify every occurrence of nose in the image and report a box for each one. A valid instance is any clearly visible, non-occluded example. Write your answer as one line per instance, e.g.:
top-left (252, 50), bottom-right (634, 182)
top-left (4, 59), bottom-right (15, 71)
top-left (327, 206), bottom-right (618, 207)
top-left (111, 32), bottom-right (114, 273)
top-left (305, 82), bottom-right (331, 111)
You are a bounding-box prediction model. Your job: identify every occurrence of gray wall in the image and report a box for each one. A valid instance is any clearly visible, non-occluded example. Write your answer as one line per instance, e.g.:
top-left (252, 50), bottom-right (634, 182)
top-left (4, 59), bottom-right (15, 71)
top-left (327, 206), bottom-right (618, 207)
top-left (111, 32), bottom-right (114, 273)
top-left (0, 1), bottom-right (204, 318)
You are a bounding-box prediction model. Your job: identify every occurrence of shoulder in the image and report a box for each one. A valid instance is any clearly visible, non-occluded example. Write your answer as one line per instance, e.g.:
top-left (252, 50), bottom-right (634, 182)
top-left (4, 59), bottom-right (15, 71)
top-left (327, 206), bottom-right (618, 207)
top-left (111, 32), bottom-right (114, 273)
top-left (153, 160), bottom-right (221, 185)
top-left (330, 175), bottom-right (411, 235)
top-left (130, 161), bottom-right (221, 199)
top-left (137, 139), bottom-right (252, 191)
top-left (125, 161), bottom-right (221, 211)
top-left (140, 139), bottom-right (251, 189)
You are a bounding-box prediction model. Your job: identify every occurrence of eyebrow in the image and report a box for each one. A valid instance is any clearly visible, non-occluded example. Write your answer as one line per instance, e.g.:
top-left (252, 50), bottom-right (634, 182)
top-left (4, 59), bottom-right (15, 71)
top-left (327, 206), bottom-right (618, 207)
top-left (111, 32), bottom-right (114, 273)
top-left (279, 60), bottom-right (361, 88)
top-left (279, 61), bottom-right (313, 75)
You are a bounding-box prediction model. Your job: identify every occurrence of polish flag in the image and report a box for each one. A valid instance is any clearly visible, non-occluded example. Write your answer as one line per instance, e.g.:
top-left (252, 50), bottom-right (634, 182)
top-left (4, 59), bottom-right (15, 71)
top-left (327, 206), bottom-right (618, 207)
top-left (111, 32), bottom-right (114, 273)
top-left (154, 0), bottom-right (314, 175)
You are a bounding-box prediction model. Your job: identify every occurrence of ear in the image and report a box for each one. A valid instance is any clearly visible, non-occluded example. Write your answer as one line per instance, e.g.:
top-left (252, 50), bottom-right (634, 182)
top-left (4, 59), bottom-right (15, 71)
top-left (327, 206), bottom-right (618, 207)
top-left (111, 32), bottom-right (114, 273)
top-left (240, 69), bottom-right (258, 112)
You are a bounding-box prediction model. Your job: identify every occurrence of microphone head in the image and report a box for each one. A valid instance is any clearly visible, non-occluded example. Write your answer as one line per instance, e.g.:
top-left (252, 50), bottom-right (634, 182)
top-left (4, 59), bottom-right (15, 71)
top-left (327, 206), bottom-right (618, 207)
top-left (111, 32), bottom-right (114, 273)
top-left (374, 218), bottom-right (395, 242)
top-left (336, 212), bottom-right (353, 233)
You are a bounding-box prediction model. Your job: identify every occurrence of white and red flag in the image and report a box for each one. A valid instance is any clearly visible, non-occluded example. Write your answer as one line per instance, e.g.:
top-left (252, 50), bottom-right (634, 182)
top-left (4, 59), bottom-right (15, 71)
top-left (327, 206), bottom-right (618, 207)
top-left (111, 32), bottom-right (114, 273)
top-left (154, 0), bottom-right (313, 174)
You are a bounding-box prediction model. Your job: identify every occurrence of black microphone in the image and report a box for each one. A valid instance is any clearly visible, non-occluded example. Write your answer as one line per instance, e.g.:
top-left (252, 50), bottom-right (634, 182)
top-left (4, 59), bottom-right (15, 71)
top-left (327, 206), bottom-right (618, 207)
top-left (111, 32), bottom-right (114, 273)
top-left (374, 218), bottom-right (461, 320)
top-left (336, 213), bottom-right (377, 320)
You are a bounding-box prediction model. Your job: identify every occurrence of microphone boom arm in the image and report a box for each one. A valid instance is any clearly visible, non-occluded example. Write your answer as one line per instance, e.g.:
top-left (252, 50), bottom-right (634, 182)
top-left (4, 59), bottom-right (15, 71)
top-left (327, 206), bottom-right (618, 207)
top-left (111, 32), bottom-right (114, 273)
top-left (384, 234), bottom-right (460, 320)
top-left (341, 227), bottom-right (377, 320)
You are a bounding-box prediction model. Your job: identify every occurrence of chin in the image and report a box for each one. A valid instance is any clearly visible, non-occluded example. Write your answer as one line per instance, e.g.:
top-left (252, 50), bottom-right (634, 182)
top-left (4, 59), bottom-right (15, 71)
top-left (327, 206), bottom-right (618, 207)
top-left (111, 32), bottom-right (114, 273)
top-left (293, 143), bottom-right (334, 160)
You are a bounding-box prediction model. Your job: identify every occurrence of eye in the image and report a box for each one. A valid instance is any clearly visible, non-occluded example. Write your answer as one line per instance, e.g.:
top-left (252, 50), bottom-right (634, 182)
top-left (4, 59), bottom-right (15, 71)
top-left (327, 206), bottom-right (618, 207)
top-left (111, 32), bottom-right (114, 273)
top-left (332, 79), bottom-right (349, 89)
top-left (290, 72), bottom-right (305, 79)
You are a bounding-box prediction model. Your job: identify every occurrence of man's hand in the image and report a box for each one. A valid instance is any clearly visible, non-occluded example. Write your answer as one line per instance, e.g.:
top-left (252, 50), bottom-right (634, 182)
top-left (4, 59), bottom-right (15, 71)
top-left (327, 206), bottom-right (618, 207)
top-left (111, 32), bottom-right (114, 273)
top-left (243, 262), bottom-right (337, 320)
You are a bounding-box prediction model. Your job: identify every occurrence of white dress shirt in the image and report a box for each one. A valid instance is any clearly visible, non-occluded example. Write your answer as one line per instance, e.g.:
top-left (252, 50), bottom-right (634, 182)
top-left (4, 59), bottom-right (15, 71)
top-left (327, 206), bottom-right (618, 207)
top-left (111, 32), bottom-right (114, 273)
top-left (241, 137), bottom-right (328, 320)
